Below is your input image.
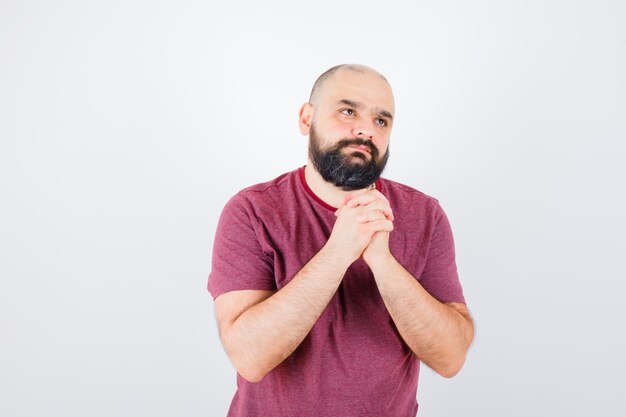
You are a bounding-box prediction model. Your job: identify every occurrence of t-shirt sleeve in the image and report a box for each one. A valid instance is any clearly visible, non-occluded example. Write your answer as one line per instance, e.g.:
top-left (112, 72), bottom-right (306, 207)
top-left (418, 204), bottom-right (466, 304)
top-left (207, 193), bottom-right (277, 300)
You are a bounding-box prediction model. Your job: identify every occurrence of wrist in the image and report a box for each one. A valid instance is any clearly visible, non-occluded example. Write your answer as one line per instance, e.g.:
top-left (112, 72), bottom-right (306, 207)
top-left (320, 240), bottom-right (360, 269)
top-left (363, 250), bottom-right (395, 271)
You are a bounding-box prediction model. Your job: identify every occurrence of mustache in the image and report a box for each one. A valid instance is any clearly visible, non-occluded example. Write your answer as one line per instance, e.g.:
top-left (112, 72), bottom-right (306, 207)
top-left (335, 138), bottom-right (377, 154)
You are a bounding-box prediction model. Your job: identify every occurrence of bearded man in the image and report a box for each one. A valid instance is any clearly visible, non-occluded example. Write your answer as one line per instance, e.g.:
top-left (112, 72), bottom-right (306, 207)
top-left (207, 64), bottom-right (474, 417)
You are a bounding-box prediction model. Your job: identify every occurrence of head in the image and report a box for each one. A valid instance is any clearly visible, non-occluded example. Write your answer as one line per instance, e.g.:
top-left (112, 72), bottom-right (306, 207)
top-left (299, 64), bottom-right (395, 191)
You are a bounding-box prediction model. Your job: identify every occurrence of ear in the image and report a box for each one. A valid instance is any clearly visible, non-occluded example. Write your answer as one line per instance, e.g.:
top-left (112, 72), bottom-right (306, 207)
top-left (298, 102), bottom-right (314, 135)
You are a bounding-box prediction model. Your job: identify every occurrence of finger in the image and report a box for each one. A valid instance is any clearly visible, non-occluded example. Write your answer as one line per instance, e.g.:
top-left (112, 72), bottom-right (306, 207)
top-left (369, 191), bottom-right (394, 221)
top-left (367, 218), bottom-right (394, 233)
top-left (346, 191), bottom-right (394, 220)
top-left (366, 190), bottom-right (393, 219)
top-left (344, 201), bottom-right (393, 222)
top-left (349, 189), bottom-right (390, 205)
top-left (355, 209), bottom-right (387, 223)
top-left (362, 200), bottom-right (394, 222)
top-left (346, 192), bottom-right (378, 207)
top-left (343, 189), bottom-right (371, 207)
top-left (380, 204), bottom-right (394, 222)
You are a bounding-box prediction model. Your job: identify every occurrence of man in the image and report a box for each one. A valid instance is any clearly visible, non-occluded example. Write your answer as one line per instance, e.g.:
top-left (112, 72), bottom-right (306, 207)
top-left (208, 64), bottom-right (474, 417)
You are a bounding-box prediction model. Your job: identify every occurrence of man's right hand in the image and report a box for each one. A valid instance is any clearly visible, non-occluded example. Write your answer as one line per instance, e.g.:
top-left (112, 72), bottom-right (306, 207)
top-left (325, 190), bottom-right (394, 265)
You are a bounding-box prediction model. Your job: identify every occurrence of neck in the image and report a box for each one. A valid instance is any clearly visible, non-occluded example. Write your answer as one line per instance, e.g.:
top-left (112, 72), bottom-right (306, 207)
top-left (303, 162), bottom-right (375, 209)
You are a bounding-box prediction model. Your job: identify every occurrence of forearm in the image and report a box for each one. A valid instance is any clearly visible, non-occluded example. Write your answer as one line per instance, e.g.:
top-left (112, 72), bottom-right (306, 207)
top-left (368, 254), bottom-right (474, 377)
top-left (223, 244), bottom-right (349, 382)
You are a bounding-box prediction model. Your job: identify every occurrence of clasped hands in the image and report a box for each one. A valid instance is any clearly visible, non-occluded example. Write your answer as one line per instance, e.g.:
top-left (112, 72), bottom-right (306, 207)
top-left (329, 189), bottom-right (394, 266)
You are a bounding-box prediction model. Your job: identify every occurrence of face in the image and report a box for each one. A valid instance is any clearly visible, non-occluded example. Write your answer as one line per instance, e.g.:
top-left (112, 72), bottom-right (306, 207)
top-left (300, 69), bottom-right (395, 190)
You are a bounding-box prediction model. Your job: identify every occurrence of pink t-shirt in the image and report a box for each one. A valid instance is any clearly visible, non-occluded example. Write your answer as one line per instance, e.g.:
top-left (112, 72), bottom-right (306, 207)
top-left (208, 167), bottom-right (465, 417)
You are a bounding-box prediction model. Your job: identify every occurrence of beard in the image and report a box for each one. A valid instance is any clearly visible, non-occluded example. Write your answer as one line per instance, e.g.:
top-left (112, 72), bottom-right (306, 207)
top-left (308, 124), bottom-right (390, 191)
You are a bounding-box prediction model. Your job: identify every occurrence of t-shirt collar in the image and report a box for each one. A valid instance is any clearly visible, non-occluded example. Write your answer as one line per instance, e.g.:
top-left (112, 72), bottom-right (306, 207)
top-left (298, 166), bottom-right (382, 211)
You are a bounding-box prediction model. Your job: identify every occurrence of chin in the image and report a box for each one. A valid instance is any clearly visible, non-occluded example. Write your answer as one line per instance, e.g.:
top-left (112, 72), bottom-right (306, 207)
top-left (348, 152), bottom-right (369, 162)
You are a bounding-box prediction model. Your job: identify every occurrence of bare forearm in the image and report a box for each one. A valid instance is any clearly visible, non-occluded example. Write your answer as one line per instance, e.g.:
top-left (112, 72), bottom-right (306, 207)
top-left (368, 254), bottom-right (474, 377)
top-left (223, 245), bottom-right (349, 382)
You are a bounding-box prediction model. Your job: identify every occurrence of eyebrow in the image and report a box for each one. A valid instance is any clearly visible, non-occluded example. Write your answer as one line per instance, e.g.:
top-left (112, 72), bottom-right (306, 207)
top-left (338, 99), bottom-right (394, 120)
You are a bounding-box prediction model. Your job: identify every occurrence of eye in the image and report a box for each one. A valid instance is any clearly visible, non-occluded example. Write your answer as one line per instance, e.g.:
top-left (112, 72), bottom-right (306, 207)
top-left (376, 118), bottom-right (388, 127)
top-left (341, 108), bottom-right (356, 116)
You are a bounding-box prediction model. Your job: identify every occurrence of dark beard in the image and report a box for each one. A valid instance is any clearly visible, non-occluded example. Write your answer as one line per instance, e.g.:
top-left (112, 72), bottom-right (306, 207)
top-left (308, 125), bottom-right (389, 191)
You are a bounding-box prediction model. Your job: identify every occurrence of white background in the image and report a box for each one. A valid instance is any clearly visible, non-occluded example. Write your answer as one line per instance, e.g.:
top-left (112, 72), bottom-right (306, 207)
top-left (1, 1), bottom-right (625, 416)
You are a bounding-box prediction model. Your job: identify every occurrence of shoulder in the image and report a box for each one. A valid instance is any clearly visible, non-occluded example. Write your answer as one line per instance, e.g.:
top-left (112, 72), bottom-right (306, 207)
top-left (223, 168), bottom-right (300, 216)
top-left (238, 169), bottom-right (296, 197)
top-left (379, 177), bottom-right (444, 217)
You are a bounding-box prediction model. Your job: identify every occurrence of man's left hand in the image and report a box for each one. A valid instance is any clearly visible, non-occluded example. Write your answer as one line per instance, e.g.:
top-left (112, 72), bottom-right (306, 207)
top-left (336, 189), bottom-right (394, 265)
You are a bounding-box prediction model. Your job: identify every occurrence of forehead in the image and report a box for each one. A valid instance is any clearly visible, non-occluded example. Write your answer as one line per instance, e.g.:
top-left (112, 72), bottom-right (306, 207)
top-left (318, 70), bottom-right (395, 115)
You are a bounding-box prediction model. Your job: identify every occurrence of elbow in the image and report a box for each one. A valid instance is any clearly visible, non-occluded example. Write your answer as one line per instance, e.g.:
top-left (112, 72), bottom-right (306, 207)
top-left (225, 345), bottom-right (269, 383)
top-left (438, 317), bottom-right (474, 378)
top-left (437, 365), bottom-right (461, 379)
top-left (227, 354), bottom-right (269, 383)
top-left (221, 338), bottom-right (267, 383)
top-left (435, 354), bottom-right (467, 379)
top-left (236, 363), bottom-right (268, 383)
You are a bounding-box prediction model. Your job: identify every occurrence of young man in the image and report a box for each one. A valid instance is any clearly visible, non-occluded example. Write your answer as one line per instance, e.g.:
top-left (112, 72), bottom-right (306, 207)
top-left (208, 64), bottom-right (474, 417)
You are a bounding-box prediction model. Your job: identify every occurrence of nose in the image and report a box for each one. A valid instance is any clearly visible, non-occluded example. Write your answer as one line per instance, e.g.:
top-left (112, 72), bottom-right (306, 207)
top-left (352, 122), bottom-right (374, 141)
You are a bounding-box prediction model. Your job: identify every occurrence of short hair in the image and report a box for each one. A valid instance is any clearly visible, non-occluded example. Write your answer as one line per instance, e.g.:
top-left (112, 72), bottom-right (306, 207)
top-left (308, 64), bottom-right (390, 105)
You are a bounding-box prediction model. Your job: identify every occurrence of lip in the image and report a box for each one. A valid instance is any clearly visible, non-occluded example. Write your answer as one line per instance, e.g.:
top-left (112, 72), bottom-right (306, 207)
top-left (347, 145), bottom-right (371, 154)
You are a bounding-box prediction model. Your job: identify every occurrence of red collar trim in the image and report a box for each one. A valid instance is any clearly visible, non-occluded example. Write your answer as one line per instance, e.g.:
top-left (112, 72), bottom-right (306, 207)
top-left (298, 166), bottom-right (382, 212)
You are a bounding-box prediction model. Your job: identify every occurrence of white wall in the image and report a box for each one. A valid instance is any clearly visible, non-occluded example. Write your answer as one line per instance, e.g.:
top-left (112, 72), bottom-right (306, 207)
top-left (1, 1), bottom-right (624, 416)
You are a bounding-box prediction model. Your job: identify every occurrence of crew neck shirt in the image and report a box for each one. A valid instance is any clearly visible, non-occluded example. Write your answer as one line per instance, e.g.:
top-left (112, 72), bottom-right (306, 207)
top-left (208, 167), bottom-right (465, 417)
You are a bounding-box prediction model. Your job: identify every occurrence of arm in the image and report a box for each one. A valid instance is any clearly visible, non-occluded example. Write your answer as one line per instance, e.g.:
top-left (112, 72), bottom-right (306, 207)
top-left (343, 190), bottom-right (474, 377)
top-left (215, 244), bottom-right (349, 383)
top-left (214, 195), bottom-right (393, 383)
top-left (366, 254), bottom-right (474, 378)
